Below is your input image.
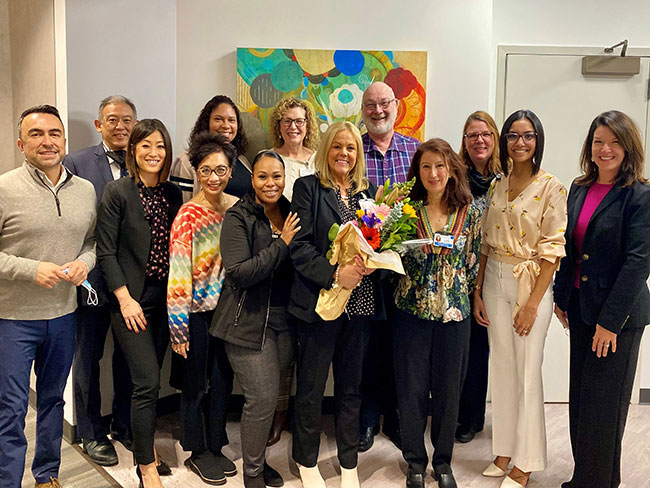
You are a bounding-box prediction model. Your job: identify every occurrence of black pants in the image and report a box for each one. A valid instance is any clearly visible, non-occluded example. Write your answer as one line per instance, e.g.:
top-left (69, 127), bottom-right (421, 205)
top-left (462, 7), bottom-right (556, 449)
top-left (292, 315), bottom-right (370, 469)
top-left (456, 307), bottom-right (489, 431)
top-left (567, 290), bottom-right (644, 488)
top-left (73, 303), bottom-right (132, 441)
top-left (111, 279), bottom-right (169, 465)
top-left (393, 309), bottom-right (470, 474)
top-left (179, 310), bottom-right (233, 454)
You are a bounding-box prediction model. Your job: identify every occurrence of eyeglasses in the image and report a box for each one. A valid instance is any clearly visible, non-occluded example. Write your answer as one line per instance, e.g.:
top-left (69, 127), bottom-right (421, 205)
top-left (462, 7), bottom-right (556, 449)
top-left (281, 117), bottom-right (306, 127)
top-left (464, 131), bottom-right (493, 142)
top-left (197, 165), bottom-right (229, 177)
top-left (362, 99), bottom-right (396, 110)
top-left (505, 132), bottom-right (537, 144)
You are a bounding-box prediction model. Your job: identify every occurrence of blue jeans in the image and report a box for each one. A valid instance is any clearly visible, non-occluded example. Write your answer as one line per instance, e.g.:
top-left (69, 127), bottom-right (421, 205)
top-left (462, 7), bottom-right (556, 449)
top-left (0, 313), bottom-right (77, 488)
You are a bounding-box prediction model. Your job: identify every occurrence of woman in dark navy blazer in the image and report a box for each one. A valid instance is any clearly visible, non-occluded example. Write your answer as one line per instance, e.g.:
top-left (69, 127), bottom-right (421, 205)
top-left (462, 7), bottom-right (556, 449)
top-left (97, 119), bottom-right (182, 488)
top-left (553, 110), bottom-right (650, 488)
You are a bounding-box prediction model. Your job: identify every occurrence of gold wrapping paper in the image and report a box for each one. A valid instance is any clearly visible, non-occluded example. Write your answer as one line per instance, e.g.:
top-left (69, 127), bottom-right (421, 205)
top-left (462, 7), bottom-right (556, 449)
top-left (315, 222), bottom-right (405, 321)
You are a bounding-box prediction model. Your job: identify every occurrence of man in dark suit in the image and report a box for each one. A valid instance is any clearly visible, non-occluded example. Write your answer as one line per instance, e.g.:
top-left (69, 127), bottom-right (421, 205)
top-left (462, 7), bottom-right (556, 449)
top-left (63, 95), bottom-right (137, 466)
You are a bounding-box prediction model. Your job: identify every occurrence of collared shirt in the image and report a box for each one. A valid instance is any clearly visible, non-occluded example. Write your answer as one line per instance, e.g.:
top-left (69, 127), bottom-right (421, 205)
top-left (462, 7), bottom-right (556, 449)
top-left (363, 131), bottom-right (420, 186)
top-left (102, 142), bottom-right (124, 180)
top-left (26, 161), bottom-right (69, 191)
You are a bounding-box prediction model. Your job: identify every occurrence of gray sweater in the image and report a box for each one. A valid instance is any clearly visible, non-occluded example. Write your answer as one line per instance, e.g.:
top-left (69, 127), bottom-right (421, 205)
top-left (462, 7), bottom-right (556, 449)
top-left (0, 161), bottom-right (97, 320)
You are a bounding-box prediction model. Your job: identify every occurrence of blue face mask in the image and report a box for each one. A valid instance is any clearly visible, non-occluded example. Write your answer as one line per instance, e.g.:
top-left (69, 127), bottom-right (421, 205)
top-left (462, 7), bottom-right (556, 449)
top-left (64, 268), bottom-right (99, 306)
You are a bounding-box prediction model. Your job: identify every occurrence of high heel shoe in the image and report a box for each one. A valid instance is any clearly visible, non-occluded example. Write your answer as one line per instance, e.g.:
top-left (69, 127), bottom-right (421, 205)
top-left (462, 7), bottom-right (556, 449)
top-left (482, 462), bottom-right (507, 477)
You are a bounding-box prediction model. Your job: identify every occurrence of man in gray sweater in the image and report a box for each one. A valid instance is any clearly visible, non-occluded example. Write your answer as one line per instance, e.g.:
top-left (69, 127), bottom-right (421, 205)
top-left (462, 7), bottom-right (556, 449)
top-left (0, 105), bottom-right (97, 488)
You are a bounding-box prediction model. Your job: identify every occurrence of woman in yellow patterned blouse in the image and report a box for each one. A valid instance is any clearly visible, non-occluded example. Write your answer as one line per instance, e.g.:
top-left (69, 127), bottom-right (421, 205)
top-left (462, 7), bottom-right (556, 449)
top-left (473, 110), bottom-right (567, 488)
top-left (393, 138), bottom-right (482, 488)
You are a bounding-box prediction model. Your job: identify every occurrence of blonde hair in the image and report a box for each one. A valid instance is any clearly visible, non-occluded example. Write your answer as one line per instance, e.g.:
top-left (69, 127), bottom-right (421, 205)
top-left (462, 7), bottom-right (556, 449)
top-left (314, 122), bottom-right (368, 194)
top-left (269, 98), bottom-right (320, 150)
top-left (458, 110), bottom-right (500, 175)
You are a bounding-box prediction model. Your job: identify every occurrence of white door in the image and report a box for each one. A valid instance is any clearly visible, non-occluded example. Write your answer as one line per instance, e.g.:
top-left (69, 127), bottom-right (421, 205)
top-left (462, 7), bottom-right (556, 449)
top-left (500, 49), bottom-right (650, 402)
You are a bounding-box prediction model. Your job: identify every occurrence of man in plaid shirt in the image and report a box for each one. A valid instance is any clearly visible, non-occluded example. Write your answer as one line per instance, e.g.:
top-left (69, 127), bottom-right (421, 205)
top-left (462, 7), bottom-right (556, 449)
top-left (358, 82), bottom-right (420, 454)
top-left (361, 82), bottom-right (420, 186)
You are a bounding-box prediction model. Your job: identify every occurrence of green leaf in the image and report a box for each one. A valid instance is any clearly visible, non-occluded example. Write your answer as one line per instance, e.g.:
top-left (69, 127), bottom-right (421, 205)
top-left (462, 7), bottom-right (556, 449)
top-left (328, 223), bottom-right (340, 242)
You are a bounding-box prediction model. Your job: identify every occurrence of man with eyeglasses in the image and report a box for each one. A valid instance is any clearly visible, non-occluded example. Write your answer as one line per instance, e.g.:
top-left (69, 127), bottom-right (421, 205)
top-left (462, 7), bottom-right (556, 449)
top-left (358, 82), bottom-right (420, 454)
top-left (62, 95), bottom-right (137, 466)
top-left (0, 105), bottom-right (96, 488)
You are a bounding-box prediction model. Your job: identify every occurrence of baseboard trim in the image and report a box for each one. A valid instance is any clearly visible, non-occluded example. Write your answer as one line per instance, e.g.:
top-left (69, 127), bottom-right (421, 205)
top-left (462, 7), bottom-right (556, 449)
top-left (640, 388), bottom-right (650, 404)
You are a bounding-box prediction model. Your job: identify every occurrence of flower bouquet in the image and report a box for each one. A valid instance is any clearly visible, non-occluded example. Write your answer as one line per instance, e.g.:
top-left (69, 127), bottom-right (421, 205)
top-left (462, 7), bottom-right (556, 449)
top-left (316, 178), bottom-right (420, 320)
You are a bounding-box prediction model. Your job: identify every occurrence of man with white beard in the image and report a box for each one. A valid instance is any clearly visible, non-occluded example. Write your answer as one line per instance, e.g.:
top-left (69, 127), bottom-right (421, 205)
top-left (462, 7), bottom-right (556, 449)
top-left (358, 82), bottom-right (420, 453)
top-left (361, 81), bottom-right (420, 185)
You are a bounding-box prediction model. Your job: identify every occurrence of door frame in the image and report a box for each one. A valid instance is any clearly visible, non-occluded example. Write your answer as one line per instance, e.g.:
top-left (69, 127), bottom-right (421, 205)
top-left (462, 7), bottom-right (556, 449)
top-left (496, 44), bottom-right (650, 404)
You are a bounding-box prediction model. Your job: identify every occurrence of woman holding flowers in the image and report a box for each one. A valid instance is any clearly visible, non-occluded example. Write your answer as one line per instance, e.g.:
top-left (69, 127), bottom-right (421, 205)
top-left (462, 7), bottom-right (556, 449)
top-left (288, 121), bottom-right (380, 488)
top-left (393, 138), bottom-right (482, 488)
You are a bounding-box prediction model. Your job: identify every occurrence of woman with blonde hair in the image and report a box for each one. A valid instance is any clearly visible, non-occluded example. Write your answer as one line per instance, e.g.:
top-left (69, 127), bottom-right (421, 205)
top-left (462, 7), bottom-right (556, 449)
top-left (289, 122), bottom-right (382, 488)
top-left (268, 98), bottom-right (320, 200)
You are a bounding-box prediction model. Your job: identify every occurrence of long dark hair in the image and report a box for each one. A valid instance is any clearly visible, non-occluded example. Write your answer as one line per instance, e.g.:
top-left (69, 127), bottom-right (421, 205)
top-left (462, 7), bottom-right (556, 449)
top-left (188, 95), bottom-right (248, 156)
top-left (408, 138), bottom-right (472, 211)
top-left (126, 119), bottom-right (173, 183)
top-left (576, 110), bottom-right (646, 187)
top-left (499, 109), bottom-right (545, 176)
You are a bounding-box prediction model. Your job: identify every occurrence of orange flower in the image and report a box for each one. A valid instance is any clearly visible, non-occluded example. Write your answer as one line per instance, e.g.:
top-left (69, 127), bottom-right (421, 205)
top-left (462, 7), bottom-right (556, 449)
top-left (361, 225), bottom-right (381, 250)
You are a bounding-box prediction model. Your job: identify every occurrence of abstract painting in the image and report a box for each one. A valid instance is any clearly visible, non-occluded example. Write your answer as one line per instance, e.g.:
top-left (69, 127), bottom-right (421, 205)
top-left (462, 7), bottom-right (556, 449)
top-left (236, 48), bottom-right (427, 142)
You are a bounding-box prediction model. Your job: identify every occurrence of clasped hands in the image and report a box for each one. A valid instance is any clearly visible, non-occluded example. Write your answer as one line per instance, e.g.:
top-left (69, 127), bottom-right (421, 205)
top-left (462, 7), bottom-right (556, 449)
top-left (337, 254), bottom-right (375, 289)
top-left (35, 260), bottom-right (89, 288)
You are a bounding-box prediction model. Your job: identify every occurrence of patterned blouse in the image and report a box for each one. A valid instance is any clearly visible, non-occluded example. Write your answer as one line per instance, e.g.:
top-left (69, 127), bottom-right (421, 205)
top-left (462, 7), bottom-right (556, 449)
top-left (138, 182), bottom-right (171, 281)
top-left (481, 171), bottom-right (567, 313)
top-left (395, 202), bottom-right (482, 322)
top-left (335, 186), bottom-right (375, 316)
top-left (167, 201), bottom-right (226, 344)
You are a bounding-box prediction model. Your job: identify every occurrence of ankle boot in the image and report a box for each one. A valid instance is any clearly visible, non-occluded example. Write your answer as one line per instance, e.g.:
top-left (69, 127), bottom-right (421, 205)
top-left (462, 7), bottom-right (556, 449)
top-left (267, 409), bottom-right (289, 446)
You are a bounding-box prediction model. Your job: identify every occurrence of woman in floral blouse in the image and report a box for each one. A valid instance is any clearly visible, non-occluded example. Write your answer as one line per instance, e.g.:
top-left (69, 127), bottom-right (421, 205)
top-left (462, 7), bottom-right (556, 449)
top-left (393, 138), bottom-right (482, 488)
top-left (473, 110), bottom-right (567, 488)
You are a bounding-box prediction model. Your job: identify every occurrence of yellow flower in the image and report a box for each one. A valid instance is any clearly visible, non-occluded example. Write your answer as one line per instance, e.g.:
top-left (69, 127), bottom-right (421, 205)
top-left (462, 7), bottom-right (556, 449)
top-left (403, 203), bottom-right (415, 217)
top-left (356, 209), bottom-right (365, 218)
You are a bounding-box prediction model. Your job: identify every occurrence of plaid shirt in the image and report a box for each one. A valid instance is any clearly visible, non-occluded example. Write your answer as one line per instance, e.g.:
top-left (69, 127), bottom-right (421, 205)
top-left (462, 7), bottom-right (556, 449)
top-left (363, 131), bottom-right (420, 186)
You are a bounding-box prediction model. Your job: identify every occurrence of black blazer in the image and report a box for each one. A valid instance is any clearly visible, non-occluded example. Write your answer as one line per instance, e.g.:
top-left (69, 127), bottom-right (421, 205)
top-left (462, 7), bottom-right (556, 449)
top-left (553, 180), bottom-right (650, 333)
top-left (96, 177), bottom-right (182, 302)
top-left (288, 175), bottom-right (383, 323)
top-left (210, 191), bottom-right (292, 349)
top-left (64, 143), bottom-right (115, 305)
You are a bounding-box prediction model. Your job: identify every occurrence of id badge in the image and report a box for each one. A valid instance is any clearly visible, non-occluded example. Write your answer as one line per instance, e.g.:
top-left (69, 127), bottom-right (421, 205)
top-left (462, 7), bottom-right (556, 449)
top-left (433, 232), bottom-right (454, 249)
top-left (299, 167), bottom-right (315, 177)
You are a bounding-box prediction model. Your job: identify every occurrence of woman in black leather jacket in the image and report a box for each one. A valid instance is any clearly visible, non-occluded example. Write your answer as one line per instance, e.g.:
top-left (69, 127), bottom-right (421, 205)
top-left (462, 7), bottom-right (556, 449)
top-left (210, 150), bottom-right (300, 488)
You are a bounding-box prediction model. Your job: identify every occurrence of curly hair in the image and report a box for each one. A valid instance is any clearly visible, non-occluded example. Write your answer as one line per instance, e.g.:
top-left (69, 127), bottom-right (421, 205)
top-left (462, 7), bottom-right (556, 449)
top-left (188, 95), bottom-right (248, 156)
top-left (188, 131), bottom-right (237, 170)
top-left (268, 98), bottom-right (320, 150)
top-left (408, 138), bottom-right (472, 211)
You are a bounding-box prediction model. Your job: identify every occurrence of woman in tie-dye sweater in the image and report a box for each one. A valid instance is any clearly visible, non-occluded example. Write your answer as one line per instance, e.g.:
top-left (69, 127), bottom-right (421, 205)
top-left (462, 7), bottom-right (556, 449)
top-left (166, 132), bottom-right (239, 485)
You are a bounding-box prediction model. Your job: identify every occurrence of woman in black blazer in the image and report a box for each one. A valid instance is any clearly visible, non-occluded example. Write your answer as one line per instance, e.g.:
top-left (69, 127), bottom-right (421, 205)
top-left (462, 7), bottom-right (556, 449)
top-left (97, 119), bottom-right (182, 488)
top-left (289, 122), bottom-right (381, 488)
top-left (553, 110), bottom-right (650, 488)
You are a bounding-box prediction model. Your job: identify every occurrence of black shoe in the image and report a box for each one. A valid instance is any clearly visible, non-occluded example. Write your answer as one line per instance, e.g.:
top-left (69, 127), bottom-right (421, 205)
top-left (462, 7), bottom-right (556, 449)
top-left (263, 462), bottom-right (284, 487)
top-left (406, 467), bottom-right (424, 488)
top-left (185, 452), bottom-right (226, 486)
top-left (455, 423), bottom-right (478, 443)
top-left (81, 438), bottom-right (119, 466)
top-left (434, 470), bottom-right (457, 488)
top-left (157, 459), bottom-right (172, 476)
top-left (244, 473), bottom-right (266, 488)
top-left (358, 424), bottom-right (379, 452)
top-left (561, 482), bottom-right (572, 488)
top-left (110, 426), bottom-right (134, 452)
top-left (210, 450), bottom-right (237, 477)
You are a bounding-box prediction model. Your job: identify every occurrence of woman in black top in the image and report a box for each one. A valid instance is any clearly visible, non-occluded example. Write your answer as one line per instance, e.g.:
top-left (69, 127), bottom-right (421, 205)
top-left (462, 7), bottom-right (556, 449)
top-left (289, 122), bottom-right (380, 488)
top-left (553, 111), bottom-right (650, 488)
top-left (97, 119), bottom-right (182, 488)
top-left (211, 151), bottom-right (300, 488)
top-left (455, 110), bottom-right (500, 443)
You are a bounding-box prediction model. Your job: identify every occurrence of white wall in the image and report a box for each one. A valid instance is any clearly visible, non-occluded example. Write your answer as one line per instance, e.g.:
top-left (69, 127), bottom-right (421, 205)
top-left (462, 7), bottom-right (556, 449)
top-left (65, 0), bottom-right (177, 153)
top-left (175, 0), bottom-right (493, 154)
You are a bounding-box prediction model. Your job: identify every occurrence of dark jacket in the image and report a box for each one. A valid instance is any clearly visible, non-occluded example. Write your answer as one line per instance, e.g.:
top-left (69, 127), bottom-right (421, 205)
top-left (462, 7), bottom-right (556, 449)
top-left (96, 177), bottom-right (182, 301)
top-left (64, 143), bottom-right (115, 306)
top-left (553, 180), bottom-right (650, 334)
top-left (288, 175), bottom-right (384, 323)
top-left (210, 190), bottom-right (292, 349)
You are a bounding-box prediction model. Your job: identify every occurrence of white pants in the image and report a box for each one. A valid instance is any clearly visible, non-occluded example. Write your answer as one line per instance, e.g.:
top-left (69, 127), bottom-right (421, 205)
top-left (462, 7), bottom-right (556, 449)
top-left (483, 257), bottom-right (552, 472)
